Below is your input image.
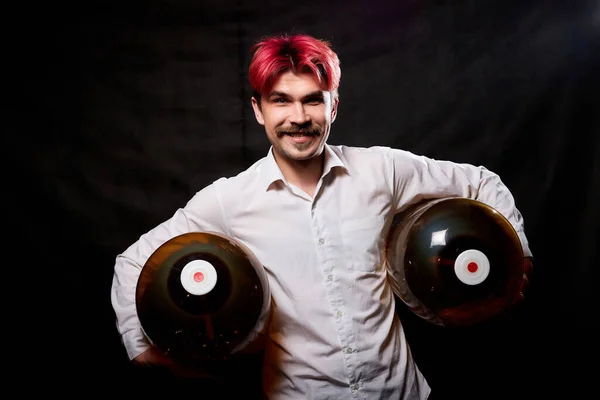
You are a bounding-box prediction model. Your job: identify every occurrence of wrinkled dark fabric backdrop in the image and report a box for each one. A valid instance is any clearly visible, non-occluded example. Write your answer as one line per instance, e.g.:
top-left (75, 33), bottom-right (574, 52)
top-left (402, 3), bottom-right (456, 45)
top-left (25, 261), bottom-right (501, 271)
top-left (14, 0), bottom-right (598, 398)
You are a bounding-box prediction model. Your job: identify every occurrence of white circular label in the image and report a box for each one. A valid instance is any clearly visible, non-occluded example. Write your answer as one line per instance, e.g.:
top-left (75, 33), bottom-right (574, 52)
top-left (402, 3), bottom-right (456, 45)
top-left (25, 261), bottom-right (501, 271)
top-left (454, 249), bottom-right (490, 285)
top-left (179, 260), bottom-right (218, 295)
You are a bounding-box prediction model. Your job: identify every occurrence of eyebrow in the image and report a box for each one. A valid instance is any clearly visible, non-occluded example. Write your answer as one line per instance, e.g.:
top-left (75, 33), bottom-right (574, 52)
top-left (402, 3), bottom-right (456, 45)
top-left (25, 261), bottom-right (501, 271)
top-left (267, 90), bottom-right (324, 101)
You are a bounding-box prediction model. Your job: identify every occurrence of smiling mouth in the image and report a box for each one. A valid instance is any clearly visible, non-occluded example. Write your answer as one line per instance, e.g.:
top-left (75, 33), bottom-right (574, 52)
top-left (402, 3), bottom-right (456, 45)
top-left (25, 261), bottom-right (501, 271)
top-left (278, 130), bottom-right (318, 137)
top-left (286, 132), bottom-right (311, 137)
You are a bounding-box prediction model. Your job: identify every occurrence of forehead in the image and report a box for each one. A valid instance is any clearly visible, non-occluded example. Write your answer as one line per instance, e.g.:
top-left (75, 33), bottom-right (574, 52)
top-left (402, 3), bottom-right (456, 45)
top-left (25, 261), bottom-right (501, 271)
top-left (268, 70), bottom-right (328, 96)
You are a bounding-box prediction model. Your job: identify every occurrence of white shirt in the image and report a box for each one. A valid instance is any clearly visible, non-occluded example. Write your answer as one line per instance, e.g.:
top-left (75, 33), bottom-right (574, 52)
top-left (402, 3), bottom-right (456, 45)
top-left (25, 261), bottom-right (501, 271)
top-left (111, 144), bottom-right (532, 400)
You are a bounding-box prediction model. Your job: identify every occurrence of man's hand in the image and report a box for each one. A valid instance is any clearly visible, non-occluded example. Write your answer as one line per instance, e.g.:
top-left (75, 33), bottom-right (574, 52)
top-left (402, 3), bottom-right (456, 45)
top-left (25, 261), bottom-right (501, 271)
top-left (132, 346), bottom-right (224, 381)
top-left (512, 256), bottom-right (534, 307)
top-left (132, 346), bottom-right (172, 368)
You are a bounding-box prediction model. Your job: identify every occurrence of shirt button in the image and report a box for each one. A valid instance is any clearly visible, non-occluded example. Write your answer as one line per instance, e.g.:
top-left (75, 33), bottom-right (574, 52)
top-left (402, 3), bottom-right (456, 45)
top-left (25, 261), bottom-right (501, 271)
top-left (337, 311), bottom-right (343, 318)
top-left (328, 275), bottom-right (334, 281)
top-left (319, 238), bottom-right (325, 244)
top-left (345, 347), bottom-right (354, 354)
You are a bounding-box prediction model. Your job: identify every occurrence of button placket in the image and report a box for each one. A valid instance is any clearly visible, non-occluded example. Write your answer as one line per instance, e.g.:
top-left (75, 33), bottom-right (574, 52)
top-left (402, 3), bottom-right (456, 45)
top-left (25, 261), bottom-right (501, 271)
top-left (312, 201), bottom-right (360, 393)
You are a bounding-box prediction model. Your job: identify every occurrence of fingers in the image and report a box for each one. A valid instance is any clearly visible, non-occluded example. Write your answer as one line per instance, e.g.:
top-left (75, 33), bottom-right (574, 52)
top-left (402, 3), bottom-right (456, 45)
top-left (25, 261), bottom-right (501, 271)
top-left (131, 347), bottom-right (226, 383)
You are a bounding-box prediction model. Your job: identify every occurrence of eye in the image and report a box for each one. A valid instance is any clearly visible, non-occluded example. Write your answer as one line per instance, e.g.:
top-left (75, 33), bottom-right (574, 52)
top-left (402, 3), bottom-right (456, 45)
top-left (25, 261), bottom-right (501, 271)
top-left (305, 97), bottom-right (324, 105)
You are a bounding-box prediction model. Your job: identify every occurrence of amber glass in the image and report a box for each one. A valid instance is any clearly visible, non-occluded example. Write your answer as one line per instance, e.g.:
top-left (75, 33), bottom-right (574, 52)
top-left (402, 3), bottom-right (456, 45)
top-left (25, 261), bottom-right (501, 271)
top-left (386, 198), bottom-right (524, 327)
top-left (136, 232), bottom-right (270, 366)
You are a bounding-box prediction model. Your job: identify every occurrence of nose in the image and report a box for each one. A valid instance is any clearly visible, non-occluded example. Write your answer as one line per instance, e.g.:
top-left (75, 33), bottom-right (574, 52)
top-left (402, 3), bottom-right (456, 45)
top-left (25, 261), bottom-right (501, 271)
top-left (289, 102), bottom-right (310, 125)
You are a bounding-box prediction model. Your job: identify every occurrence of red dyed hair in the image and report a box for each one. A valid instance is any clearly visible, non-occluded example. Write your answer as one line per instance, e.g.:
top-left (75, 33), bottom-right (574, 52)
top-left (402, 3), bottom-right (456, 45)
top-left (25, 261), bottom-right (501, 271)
top-left (248, 34), bottom-right (341, 99)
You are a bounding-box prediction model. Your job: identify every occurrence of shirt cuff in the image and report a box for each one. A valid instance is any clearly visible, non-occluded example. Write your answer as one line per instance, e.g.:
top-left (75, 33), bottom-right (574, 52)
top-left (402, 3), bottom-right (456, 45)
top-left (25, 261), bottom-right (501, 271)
top-left (122, 328), bottom-right (151, 361)
top-left (516, 230), bottom-right (533, 258)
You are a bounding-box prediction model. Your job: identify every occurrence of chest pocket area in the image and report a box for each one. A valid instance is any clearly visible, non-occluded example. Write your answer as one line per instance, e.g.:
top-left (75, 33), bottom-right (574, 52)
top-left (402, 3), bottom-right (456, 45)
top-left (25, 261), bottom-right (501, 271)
top-left (341, 216), bottom-right (385, 272)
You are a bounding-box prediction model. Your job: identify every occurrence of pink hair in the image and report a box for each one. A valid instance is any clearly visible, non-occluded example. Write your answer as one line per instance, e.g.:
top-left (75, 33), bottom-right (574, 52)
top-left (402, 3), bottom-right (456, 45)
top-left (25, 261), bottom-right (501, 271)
top-left (248, 34), bottom-right (341, 99)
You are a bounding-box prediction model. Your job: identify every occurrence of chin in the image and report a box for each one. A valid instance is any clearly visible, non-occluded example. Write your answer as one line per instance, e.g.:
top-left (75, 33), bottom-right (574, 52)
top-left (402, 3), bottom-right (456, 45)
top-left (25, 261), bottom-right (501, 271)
top-left (291, 147), bottom-right (322, 161)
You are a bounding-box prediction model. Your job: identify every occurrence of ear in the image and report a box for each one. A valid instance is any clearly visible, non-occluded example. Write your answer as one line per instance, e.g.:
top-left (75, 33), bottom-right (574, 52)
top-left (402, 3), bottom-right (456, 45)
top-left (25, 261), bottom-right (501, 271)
top-left (330, 97), bottom-right (339, 123)
top-left (251, 96), bottom-right (265, 125)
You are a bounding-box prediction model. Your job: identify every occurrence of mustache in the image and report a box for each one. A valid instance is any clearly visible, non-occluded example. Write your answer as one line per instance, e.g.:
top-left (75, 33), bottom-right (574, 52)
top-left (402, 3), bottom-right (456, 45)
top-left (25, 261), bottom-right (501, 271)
top-left (276, 125), bottom-right (323, 136)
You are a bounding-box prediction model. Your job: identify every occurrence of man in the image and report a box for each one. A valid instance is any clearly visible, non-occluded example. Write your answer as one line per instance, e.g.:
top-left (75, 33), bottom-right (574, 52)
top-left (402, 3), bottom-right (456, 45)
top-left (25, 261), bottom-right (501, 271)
top-left (111, 33), bottom-right (533, 399)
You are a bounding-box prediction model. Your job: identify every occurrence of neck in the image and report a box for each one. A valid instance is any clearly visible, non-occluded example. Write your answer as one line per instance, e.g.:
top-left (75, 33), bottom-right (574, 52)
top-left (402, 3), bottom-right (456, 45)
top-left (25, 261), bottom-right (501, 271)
top-left (275, 153), bottom-right (324, 197)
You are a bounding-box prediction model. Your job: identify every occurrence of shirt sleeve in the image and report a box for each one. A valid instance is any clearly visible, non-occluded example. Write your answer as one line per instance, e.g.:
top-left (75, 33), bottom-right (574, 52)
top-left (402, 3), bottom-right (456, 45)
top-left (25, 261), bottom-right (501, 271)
top-left (385, 147), bottom-right (532, 257)
top-left (110, 181), bottom-right (229, 361)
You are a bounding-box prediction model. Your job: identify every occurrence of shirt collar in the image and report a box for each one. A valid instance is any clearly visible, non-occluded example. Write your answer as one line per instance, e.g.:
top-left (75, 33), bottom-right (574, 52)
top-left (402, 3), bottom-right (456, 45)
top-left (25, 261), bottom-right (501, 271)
top-left (259, 144), bottom-right (347, 192)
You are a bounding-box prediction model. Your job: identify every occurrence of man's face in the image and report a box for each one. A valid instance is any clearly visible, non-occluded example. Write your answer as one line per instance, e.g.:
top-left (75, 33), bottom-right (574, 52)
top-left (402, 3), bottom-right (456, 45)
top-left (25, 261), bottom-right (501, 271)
top-left (251, 70), bottom-right (338, 165)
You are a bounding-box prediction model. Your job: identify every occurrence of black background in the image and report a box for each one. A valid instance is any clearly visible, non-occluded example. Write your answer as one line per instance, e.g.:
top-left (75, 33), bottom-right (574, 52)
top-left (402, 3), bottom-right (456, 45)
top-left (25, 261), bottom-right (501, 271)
top-left (15, 0), bottom-right (598, 398)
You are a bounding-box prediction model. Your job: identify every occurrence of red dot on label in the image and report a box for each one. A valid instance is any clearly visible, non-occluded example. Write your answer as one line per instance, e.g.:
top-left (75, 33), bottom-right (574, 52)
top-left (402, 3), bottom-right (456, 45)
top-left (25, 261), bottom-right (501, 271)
top-left (193, 272), bottom-right (205, 282)
top-left (467, 262), bottom-right (478, 273)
